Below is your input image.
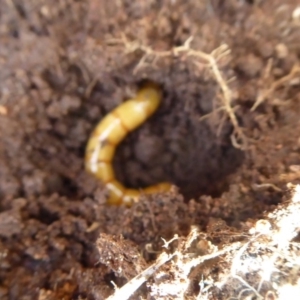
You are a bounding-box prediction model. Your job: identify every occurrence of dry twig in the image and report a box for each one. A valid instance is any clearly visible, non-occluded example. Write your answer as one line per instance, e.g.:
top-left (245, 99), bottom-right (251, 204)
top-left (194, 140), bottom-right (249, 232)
top-left (251, 64), bottom-right (300, 111)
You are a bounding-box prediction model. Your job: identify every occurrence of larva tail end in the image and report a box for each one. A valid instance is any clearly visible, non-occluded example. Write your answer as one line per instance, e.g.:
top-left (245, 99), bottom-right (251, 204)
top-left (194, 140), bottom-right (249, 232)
top-left (143, 182), bottom-right (172, 194)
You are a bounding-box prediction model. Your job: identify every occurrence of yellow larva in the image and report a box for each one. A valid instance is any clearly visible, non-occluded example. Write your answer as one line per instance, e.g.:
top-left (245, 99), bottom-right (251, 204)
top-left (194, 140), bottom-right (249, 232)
top-left (85, 83), bottom-right (172, 206)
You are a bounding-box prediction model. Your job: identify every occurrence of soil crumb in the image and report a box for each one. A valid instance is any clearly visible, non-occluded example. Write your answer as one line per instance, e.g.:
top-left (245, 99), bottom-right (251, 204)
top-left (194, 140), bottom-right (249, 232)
top-left (1, 0), bottom-right (300, 299)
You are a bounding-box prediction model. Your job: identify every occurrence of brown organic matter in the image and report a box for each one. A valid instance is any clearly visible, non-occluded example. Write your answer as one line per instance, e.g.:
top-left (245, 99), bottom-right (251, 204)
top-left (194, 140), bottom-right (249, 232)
top-left (1, 0), bottom-right (300, 299)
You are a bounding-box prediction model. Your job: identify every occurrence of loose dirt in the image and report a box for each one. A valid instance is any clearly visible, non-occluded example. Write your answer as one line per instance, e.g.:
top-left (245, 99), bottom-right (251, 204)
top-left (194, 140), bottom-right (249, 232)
top-left (1, 0), bottom-right (300, 299)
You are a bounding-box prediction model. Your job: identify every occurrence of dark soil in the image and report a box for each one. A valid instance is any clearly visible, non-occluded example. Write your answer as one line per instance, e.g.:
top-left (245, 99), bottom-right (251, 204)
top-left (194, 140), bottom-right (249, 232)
top-left (1, 0), bottom-right (300, 299)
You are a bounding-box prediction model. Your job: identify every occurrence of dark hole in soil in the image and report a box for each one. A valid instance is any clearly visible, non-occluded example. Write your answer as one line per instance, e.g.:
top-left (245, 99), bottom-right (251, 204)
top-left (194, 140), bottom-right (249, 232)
top-left (113, 128), bottom-right (244, 201)
top-left (110, 83), bottom-right (245, 201)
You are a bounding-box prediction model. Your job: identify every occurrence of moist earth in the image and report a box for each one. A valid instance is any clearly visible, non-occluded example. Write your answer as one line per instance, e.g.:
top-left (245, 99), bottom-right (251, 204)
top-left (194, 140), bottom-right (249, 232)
top-left (1, 0), bottom-right (300, 299)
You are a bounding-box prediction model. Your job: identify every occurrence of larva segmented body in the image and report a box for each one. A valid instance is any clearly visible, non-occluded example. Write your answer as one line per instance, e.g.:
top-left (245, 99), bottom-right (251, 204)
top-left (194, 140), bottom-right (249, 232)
top-left (85, 83), bottom-right (171, 206)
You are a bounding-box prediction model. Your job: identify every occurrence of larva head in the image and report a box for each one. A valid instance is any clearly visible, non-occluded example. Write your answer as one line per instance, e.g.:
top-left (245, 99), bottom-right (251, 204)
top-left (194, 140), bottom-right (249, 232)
top-left (135, 83), bottom-right (162, 116)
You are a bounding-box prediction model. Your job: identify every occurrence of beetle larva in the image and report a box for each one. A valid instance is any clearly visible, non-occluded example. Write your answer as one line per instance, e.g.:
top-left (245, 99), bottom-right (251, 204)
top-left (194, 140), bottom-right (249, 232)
top-left (85, 83), bottom-right (171, 206)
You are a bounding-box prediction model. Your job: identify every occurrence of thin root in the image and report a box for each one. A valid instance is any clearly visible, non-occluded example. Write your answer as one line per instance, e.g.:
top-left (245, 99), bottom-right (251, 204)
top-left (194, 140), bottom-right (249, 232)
top-left (107, 35), bottom-right (248, 149)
